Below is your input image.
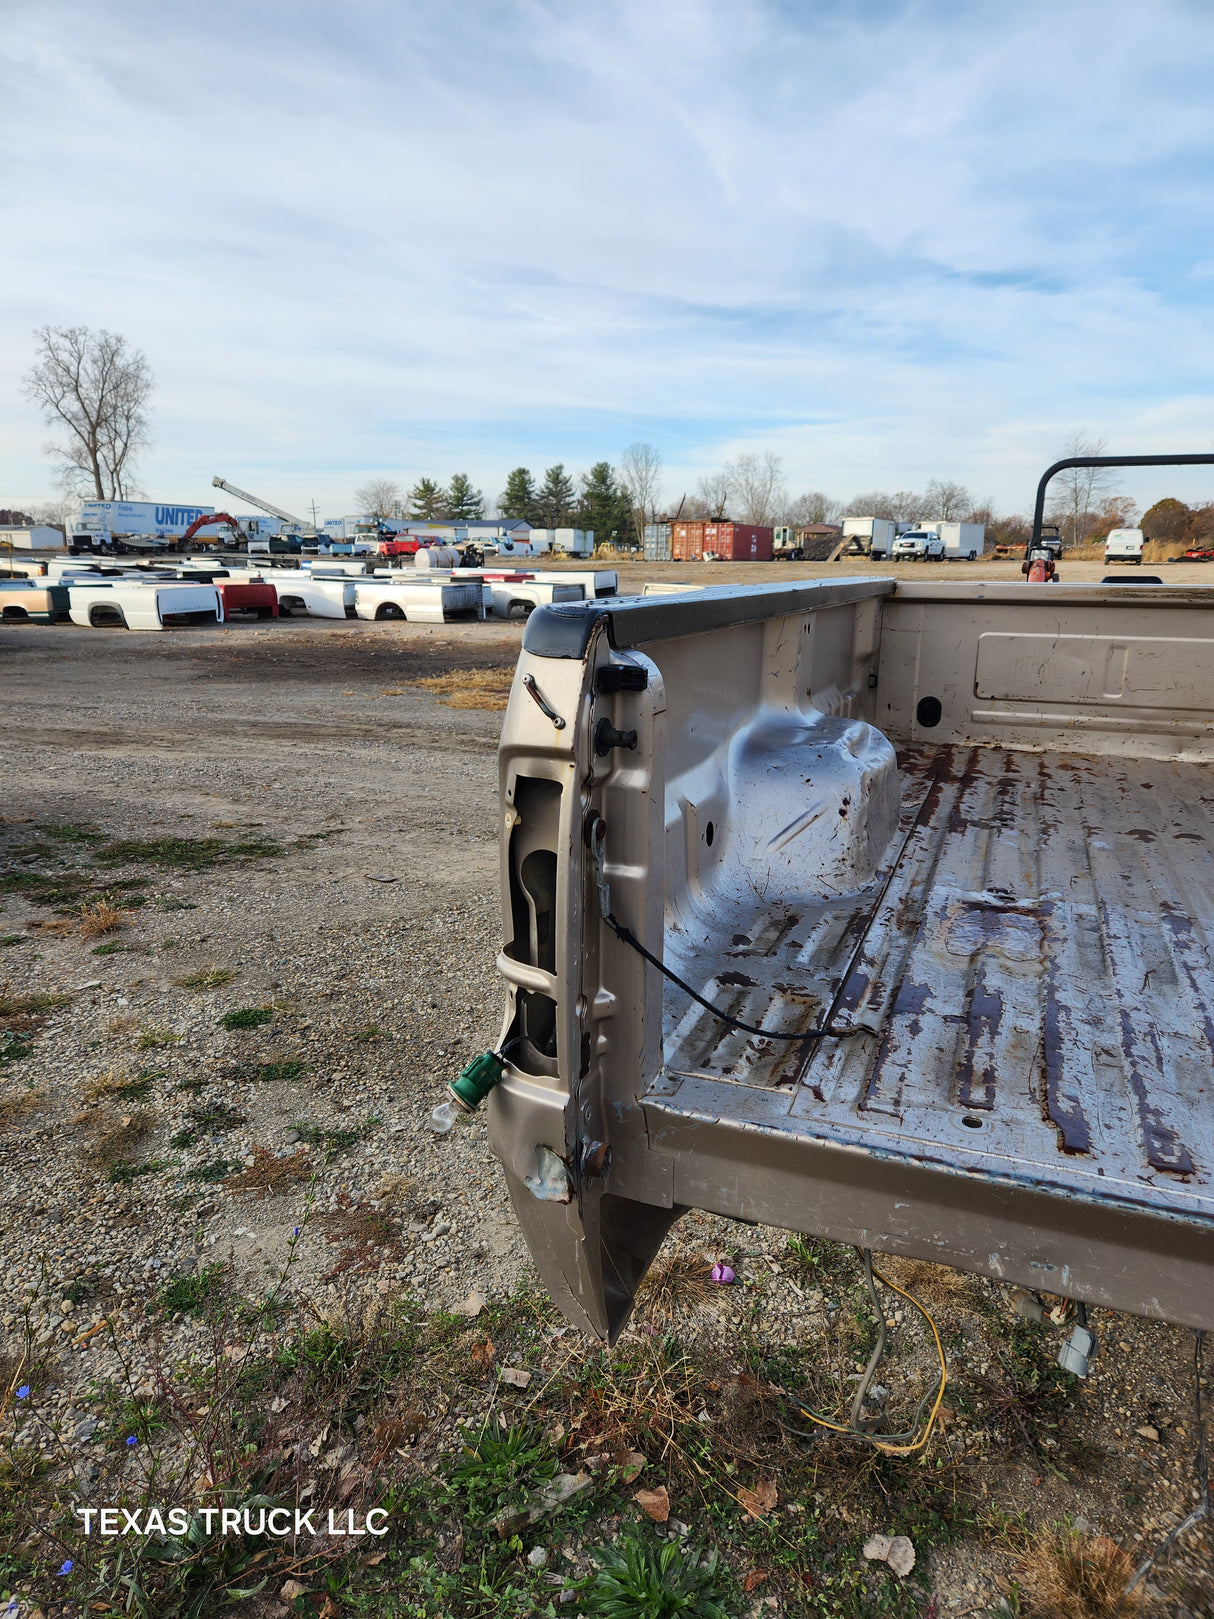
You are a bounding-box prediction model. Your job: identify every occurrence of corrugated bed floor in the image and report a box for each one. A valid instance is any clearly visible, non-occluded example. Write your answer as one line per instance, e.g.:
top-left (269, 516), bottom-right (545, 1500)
top-left (657, 744), bottom-right (1214, 1220)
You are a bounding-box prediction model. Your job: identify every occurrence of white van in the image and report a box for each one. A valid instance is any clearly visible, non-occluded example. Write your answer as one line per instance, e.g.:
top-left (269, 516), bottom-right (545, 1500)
top-left (1105, 527), bottom-right (1145, 565)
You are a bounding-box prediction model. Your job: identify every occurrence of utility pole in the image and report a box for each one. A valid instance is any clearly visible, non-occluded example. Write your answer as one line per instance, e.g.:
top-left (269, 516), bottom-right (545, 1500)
top-left (309, 499), bottom-right (319, 529)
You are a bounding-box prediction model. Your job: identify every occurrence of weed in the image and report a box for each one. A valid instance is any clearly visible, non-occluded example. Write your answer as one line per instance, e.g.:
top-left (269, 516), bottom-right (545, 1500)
top-left (158, 1262), bottom-right (227, 1316)
top-left (107, 1157), bottom-right (171, 1186)
top-left (176, 1075), bottom-right (208, 1092)
top-left (352, 1022), bottom-right (390, 1042)
top-left (0, 1088), bottom-right (40, 1132)
top-left (414, 667), bottom-right (515, 710)
top-left (578, 1534), bottom-right (729, 1619)
top-left (1018, 1527), bottom-right (1143, 1617)
top-left (173, 965), bottom-right (239, 989)
top-left (170, 1128), bottom-right (197, 1148)
top-left (90, 834), bottom-right (284, 870)
top-left (0, 1034), bottom-right (33, 1068)
top-left (106, 1014), bottom-right (139, 1037)
top-left (218, 1006), bottom-right (276, 1030)
top-left (248, 1058), bottom-right (305, 1081)
top-left (290, 1116), bottom-right (374, 1159)
top-left (38, 822), bottom-right (104, 842)
top-left (320, 1192), bottom-right (401, 1277)
top-left (187, 1101), bottom-right (247, 1133)
top-left (76, 897), bottom-right (126, 938)
top-left (185, 1157), bottom-right (243, 1183)
top-left (136, 1025), bottom-right (182, 1049)
top-left (82, 1110), bottom-right (156, 1168)
top-left (157, 897), bottom-right (198, 911)
top-left (84, 1069), bottom-right (155, 1104)
top-left (637, 1249), bottom-right (712, 1321)
top-left (225, 1146), bottom-right (313, 1198)
top-left (452, 1417), bottom-right (559, 1513)
top-left (0, 991), bottom-right (70, 1017)
top-left (0, 935), bottom-right (25, 947)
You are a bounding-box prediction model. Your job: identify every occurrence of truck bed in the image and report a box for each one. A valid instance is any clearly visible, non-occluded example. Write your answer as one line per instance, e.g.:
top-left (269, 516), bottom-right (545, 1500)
top-left (489, 579), bottom-right (1214, 1339)
top-left (647, 744), bottom-right (1213, 1284)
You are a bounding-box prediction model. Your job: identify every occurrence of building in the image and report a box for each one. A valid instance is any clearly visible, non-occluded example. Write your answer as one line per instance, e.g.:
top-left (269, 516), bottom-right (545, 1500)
top-left (0, 525), bottom-right (61, 551)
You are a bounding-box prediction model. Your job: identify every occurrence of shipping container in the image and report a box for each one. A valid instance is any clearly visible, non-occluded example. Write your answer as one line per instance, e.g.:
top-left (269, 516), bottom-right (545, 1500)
top-left (643, 524), bottom-right (672, 561)
top-left (671, 521), bottom-right (773, 561)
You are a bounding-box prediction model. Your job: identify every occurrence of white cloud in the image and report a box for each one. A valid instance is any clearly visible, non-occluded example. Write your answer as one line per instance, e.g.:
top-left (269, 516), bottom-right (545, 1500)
top-left (3, 0), bottom-right (1214, 515)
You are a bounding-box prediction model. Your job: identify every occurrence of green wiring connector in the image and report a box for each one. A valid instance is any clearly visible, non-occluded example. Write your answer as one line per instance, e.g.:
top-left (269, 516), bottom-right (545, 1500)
top-left (448, 1050), bottom-right (505, 1113)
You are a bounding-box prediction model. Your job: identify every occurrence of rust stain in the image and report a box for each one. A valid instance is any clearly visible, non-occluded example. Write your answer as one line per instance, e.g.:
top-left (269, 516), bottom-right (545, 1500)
top-left (956, 964), bottom-right (1003, 1110)
top-left (1041, 951), bottom-right (1093, 1155)
top-left (718, 970), bottom-right (757, 988)
top-left (1117, 1007), bottom-right (1196, 1175)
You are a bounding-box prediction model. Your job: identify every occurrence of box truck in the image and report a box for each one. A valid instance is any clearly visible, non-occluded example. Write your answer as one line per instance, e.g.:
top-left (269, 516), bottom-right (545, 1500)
top-left (841, 517), bottom-right (897, 558)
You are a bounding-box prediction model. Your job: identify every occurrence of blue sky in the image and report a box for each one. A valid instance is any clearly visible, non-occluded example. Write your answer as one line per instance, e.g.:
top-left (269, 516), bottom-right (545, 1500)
top-left (5, 0), bottom-right (1214, 517)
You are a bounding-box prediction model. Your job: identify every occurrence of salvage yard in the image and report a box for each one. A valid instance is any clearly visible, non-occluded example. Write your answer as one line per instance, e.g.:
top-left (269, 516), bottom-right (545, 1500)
top-left (1, 597), bottom-right (1212, 1618)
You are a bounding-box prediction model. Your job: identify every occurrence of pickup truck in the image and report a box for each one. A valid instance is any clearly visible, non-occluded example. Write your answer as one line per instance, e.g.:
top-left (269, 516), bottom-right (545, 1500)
top-left (892, 529), bottom-right (946, 560)
top-left (488, 577), bottom-right (1214, 1342)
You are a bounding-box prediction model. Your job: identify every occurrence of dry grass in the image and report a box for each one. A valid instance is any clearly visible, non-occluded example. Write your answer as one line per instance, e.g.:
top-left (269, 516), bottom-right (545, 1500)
top-left (874, 1252), bottom-right (979, 1311)
top-left (0, 1089), bottom-right (42, 1134)
top-left (106, 1015), bottom-right (139, 1038)
top-left (76, 898), bottom-right (126, 938)
top-left (225, 1146), bottom-right (313, 1198)
top-left (375, 1171), bottom-right (417, 1205)
top-left (1064, 538), bottom-right (1176, 566)
top-left (82, 1109), bottom-right (156, 1168)
top-left (413, 668), bottom-right (515, 711)
top-left (1019, 1529), bottom-right (1145, 1618)
top-left (636, 1248), bottom-right (713, 1320)
top-left (173, 965), bottom-right (240, 990)
top-left (319, 1192), bottom-right (403, 1279)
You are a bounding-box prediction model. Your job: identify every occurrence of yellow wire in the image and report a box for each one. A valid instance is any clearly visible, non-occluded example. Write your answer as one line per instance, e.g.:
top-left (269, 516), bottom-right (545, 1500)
top-left (793, 1259), bottom-right (948, 1456)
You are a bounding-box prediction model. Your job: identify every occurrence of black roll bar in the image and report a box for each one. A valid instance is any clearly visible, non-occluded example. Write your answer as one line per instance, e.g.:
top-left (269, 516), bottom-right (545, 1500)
top-left (1028, 454), bottom-right (1214, 555)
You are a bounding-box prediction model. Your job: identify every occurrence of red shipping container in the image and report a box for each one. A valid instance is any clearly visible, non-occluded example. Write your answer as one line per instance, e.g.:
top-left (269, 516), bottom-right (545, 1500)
top-left (670, 520), bottom-right (707, 560)
top-left (672, 522), bottom-right (773, 561)
top-left (217, 582), bottom-right (278, 619)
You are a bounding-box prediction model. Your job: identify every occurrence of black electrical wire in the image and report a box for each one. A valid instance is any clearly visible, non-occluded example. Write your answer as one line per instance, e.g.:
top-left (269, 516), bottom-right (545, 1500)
top-left (602, 909), bottom-right (863, 1044)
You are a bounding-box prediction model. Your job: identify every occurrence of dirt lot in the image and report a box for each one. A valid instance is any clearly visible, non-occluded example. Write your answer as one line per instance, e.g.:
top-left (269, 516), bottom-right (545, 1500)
top-left (1, 580), bottom-right (1211, 1618)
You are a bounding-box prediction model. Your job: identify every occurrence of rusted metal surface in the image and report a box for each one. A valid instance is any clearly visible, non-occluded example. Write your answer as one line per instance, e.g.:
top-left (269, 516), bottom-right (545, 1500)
top-left (649, 744), bottom-right (1214, 1231)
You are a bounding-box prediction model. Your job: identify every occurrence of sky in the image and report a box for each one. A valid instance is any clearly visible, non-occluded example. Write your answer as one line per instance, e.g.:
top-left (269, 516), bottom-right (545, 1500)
top-left (4, 0), bottom-right (1214, 519)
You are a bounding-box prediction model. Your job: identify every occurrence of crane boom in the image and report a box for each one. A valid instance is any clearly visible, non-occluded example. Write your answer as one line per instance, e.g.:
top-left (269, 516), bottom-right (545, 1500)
top-left (211, 476), bottom-right (313, 532)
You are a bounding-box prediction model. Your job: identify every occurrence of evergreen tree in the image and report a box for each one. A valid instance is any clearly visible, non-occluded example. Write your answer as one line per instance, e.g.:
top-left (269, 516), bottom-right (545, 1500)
top-left (500, 467), bottom-right (537, 521)
top-left (409, 477), bottom-right (445, 519)
top-left (577, 461), bottom-right (631, 547)
top-left (447, 472), bottom-right (484, 520)
top-left (535, 463), bottom-right (576, 527)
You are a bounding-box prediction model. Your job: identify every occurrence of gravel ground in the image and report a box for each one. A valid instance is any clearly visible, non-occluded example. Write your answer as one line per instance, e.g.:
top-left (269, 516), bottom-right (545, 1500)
top-left (1, 603), bottom-right (1211, 1616)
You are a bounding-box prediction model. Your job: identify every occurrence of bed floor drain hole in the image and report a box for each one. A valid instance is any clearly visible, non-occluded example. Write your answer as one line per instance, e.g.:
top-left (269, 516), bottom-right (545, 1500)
top-left (961, 1113), bottom-right (984, 1129)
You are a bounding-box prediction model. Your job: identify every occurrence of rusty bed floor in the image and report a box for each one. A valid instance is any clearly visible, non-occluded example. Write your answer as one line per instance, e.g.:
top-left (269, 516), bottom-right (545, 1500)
top-left (650, 744), bottom-right (1214, 1224)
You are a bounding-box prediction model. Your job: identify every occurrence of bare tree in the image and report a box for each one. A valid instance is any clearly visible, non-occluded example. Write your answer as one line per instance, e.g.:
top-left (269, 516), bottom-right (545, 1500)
top-left (1050, 430), bottom-right (1116, 547)
top-left (923, 478), bottom-right (972, 521)
top-left (22, 325), bottom-right (153, 499)
top-left (843, 489), bottom-right (925, 523)
top-left (783, 490), bottom-right (842, 526)
top-left (354, 478), bottom-right (402, 519)
top-left (618, 442), bottom-right (663, 537)
top-left (694, 470), bottom-right (731, 520)
top-left (724, 451), bottom-right (785, 526)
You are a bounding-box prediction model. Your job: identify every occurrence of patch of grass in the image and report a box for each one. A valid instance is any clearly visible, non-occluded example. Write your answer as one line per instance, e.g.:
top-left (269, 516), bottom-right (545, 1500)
top-left (185, 1157), bottom-right (243, 1183)
top-left (320, 1192), bottom-right (401, 1278)
top-left (351, 1022), bottom-right (390, 1042)
top-left (218, 1005), bottom-right (276, 1030)
top-left (414, 666), bottom-right (515, 710)
top-left (578, 1534), bottom-right (729, 1619)
top-left (76, 897), bottom-right (126, 938)
top-left (175, 1075), bottom-right (208, 1093)
top-left (0, 934), bottom-right (25, 947)
top-left (291, 1115), bottom-right (376, 1159)
top-left (173, 965), bottom-right (239, 989)
top-left (451, 1417), bottom-right (559, 1515)
top-left (0, 1034), bottom-right (34, 1068)
top-left (158, 1262), bottom-right (227, 1316)
top-left (83, 1111), bottom-right (155, 1168)
top-left (248, 1058), bottom-right (306, 1081)
top-left (38, 822), bottom-right (105, 842)
top-left (186, 1101), bottom-right (247, 1133)
top-left (637, 1249), bottom-right (713, 1321)
top-left (157, 896), bottom-right (197, 911)
top-left (1018, 1527), bottom-right (1143, 1617)
top-left (84, 1069), bottom-right (156, 1104)
top-left (136, 1026), bottom-right (182, 1049)
top-left (225, 1146), bottom-right (313, 1198)
top-left (91, 835), bottom-right (284, 871)
top-left (107, 1157), bottom-right (172, 1186)
top-left (0, 991), bottom-right (70, 1017)
top-left (0, 1088), bottom-right (40, 1132)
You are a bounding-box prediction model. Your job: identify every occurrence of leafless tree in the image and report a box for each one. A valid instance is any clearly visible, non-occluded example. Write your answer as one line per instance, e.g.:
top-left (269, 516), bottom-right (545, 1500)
top-left (22, 325), bottom-right (153, 499)
top-left (694, 470), bottom-right (731, 519)
top-left (355, 478), bottom-right (403, 519)
top-left (923, 478), bottom-right (972, 521)
top-left (618, 442), bottom-right (663, 537)
top-left (843, 489), bottom-right (925, 523)
top-left (725, 451), bottom-right (786, 526)
top-left (1049, 430), bottom-right (1116, 547)
top-left (782, 490), bottom-right (842, 526)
